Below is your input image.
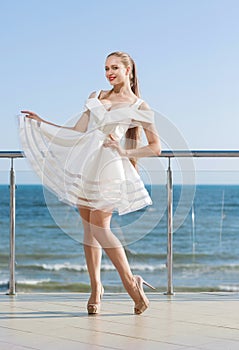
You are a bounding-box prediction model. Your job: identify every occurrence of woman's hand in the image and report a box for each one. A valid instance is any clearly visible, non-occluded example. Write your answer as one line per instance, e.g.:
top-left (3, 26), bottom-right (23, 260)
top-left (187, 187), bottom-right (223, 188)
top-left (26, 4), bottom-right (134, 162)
top-left (103, 134), bottom-right (127, 157)
top-left (21, 110), bottom-right (43, 123)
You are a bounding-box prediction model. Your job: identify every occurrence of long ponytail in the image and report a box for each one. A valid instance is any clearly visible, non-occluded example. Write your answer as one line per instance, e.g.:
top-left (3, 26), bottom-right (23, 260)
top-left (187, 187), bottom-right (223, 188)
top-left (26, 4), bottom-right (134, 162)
top-left (107, 51), bottom-right (141, 168)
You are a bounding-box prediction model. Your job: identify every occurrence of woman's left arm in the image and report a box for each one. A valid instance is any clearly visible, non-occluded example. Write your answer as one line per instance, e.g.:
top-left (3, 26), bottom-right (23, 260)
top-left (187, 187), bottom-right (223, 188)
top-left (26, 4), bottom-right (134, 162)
top-left (126, 122), bottom-right (161, 158)
top-left (103, 101), bottom-right (161, 158)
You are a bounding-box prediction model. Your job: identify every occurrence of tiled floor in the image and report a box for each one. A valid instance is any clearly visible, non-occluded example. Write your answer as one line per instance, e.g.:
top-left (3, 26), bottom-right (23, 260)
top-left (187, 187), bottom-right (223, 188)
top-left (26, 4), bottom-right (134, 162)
top-left (0, 292), bottom-right (239, 349)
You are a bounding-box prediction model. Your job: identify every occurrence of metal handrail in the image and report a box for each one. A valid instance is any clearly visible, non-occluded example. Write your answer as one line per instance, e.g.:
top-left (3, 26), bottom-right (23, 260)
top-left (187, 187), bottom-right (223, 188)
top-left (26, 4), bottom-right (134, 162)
top-left (2, 149), bottom-right (239, 158)
top-left (0, 151), bottom-right (24, 158)
top-left (1, 150), bottom-right (239, 295)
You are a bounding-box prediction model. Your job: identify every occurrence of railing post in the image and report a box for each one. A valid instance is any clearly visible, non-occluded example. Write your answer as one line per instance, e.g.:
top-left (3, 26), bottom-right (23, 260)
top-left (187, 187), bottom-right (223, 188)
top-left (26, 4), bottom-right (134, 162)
top-left (8, 158), bottom-right (16, 295)
top-left (166, 157), bottom-right (174, 295)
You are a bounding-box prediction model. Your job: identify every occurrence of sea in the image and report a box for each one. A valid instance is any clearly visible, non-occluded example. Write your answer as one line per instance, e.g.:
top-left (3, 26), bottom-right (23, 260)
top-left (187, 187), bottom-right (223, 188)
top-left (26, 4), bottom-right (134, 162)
top-left (1, 184), bottom-right (239, 293)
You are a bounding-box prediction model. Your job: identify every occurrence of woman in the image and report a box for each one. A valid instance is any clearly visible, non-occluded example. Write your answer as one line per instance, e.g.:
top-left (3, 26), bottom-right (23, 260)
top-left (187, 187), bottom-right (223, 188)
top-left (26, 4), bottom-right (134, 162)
top-left (20, 51), bottom-right (161, 315)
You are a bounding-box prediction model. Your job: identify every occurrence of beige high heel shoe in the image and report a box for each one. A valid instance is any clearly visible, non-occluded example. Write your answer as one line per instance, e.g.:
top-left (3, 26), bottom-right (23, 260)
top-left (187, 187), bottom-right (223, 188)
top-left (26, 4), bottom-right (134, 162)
top-left (134, 275), bottom-right (155, 315)
top-left (87, 285), bottom-right (104, 315)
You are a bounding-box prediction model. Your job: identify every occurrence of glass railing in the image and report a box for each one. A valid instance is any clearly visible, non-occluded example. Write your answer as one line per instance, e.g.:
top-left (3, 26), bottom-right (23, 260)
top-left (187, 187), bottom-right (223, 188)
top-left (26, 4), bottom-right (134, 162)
top-left (1, 150), bottom-right (239, 295)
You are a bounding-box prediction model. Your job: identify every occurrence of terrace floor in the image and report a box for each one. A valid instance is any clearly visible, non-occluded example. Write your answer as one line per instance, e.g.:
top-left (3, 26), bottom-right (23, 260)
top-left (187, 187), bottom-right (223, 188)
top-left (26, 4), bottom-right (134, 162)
top-left (0, 292), bottom-right (239, 349)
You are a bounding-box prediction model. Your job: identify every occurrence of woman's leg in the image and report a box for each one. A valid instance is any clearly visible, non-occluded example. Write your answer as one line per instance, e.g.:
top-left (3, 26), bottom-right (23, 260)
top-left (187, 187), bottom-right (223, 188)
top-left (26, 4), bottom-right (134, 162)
top-left (78, 206), bottom-right (102, 304)
top-left (89, 210), bottom-right (142, 304)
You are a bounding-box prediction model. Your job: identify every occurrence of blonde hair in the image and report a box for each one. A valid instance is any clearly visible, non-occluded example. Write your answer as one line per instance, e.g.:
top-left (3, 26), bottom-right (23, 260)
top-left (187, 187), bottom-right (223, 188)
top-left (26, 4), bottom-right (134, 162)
top-left (107, 51), bottom-right (141, 168)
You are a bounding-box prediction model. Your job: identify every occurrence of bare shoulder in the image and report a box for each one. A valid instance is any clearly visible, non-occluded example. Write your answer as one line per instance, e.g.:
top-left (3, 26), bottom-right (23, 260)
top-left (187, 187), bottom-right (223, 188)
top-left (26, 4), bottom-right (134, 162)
top-left (99, 90), bottom-right (111, 99)
top-left (138, 100), bottom-right (151, 111)
top-left (88, 90), bottom-right (111, 99)
top-left (88, 91), bottom-right (98, 99)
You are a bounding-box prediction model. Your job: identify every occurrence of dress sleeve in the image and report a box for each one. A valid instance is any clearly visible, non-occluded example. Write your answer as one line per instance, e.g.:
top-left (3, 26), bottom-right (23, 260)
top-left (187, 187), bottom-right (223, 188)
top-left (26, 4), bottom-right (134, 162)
top-left (130, 108), bottom-right (155, 126)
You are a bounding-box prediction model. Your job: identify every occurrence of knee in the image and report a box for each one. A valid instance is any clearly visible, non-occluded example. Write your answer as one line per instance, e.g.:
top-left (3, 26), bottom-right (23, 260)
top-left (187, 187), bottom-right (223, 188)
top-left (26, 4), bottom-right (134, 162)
top-left (90, 210), bottom-right (109, 229)
top-left (83, 233), bottom-right (101, 248)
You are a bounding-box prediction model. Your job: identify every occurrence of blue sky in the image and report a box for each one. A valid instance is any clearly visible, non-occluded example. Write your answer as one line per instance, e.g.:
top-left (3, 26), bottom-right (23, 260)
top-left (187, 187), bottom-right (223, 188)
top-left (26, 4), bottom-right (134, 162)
top-left (1, 0), bottom-right (239, 183)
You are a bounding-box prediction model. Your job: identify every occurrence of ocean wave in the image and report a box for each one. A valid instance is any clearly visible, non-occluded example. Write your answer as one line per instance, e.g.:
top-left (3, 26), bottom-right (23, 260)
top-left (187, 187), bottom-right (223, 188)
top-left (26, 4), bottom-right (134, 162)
top-left (14, 260), bottom-right (239, 273)
top-left (23, 262), bottom-right (113, 272)
top-left (218, 285), bottom-right (239, 292)
top-left (2, 278), bottom-right (239, 294)
top-left (0, 279), bottom-right (9, 287)
top-left (131, 264), bottom-right (166, 272)
top-left (173, 263), bottom-right (239, 272)
top-left (36, 262), bottom-right (88, 272)
top-left (20, 262), bottom-right (166, 273)
top-left (126, 251), bottom-right (239, 261)
top-left (0, 278), bottom-right (52, 291)
top-left (17, 278), bottom-right (51, 285)
top-left (101, 263), bottom-right (166, 272)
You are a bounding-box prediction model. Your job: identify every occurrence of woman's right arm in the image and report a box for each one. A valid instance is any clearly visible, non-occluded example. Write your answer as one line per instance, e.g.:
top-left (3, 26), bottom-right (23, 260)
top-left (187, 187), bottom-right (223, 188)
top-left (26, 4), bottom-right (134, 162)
top-left (21, 92), bottom-right (97, 132)
top-left (21, 109), bottom-right (90, 133)
top-left (21, 92), bottom-right (97, 133)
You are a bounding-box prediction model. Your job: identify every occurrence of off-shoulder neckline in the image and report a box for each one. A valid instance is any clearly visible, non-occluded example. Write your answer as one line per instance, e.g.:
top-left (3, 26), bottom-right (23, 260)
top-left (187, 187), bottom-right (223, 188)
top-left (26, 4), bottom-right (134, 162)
top-left (94, 96), bottom-right (143, 112)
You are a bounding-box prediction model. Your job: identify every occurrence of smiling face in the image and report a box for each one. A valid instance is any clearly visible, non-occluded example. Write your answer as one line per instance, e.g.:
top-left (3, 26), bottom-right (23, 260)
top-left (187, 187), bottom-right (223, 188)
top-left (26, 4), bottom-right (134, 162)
top-left (105, 55), bottom-right (131, 86)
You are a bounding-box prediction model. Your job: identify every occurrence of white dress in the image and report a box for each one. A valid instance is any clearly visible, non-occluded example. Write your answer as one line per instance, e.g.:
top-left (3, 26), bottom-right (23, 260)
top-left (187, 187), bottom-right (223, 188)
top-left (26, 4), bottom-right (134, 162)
top-left (19, 91), bottom-right (155, 215)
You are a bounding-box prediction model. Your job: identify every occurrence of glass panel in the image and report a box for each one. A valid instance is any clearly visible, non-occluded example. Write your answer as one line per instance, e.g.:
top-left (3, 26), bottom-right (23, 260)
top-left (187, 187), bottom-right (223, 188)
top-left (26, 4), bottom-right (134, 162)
top-left (172, 179), bottom-right (239, 292)
top-left (1, 165), bottom-right (239, 293)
